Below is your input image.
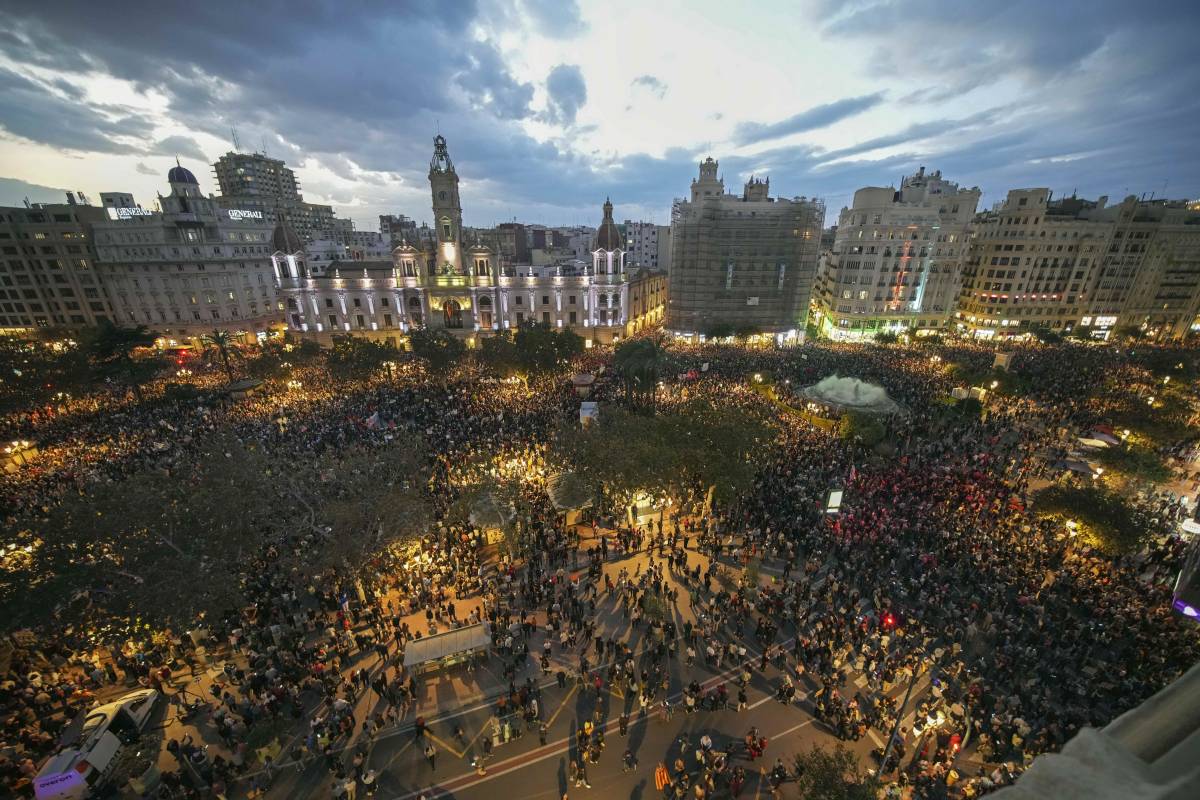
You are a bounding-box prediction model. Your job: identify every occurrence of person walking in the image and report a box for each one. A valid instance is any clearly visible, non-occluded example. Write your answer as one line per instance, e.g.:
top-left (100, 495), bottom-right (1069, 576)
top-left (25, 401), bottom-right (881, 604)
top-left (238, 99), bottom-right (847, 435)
top-left (424, 742), bottom-right (437, 771)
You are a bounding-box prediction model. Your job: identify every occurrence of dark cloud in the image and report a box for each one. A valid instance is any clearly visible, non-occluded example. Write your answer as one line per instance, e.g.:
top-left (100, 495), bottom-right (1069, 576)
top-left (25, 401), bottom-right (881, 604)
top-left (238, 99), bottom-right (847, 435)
top-left (134, 162), bottom-right (156, 176)
top-left (455, 42), bottom-right (535, 120)
top-left (0, 66), bottom-right (152, 154)
top-left (151, 135), bottom-right (207, 162)
top-left (0, 176), bottom-right (72, 207)
top-left (734, 92), bottom-right (885, 145)
top-left (631, 75), bottom-right (667, 99)
top-left (1, 0), bottom-right (1197, 229)
top-left (542, 64), bottom-right (587, 125)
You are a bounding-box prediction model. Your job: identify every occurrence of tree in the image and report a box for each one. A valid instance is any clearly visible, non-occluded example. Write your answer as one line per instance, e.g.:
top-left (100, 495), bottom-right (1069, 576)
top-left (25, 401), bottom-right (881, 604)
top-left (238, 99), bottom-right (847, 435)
top-left (613, 337), bottom-right (666, 410)
top-left (409, 328), bottom-right (465, 372)
top-left (1112, 323), bottom-right (1145, 342)
top-left (703, 321), bottom-right (736, 340)
top-left (874, 330), bottom-right (899, 344)
top-left (292, 338), bottom-right (323, 363)
top-left (513, 321), bottom-right (583, 373)
top-left (1033, 484), bottom-right (1150, 555)
top-left (244, 345), bottom-right (288, 380)
top-left (326, 335), bottom-right (399, 384)
top-left (733, 323), bottom-right (761, 339)
top-left (479, 331), bottom-right (521, 377)
top-left (791, 743), bottom-right (880, 800)
top-left (838, 410), bottom-right (885, 448)
top-left (201, 329), bottom-right (238, 382)
top-left (1094, 441), bottom-right (1172, 487)
top-left (1031, 327), bottom-right (1063, 344)
top-left (87, 321), bottom-right (162, 402)
top-left (555, 397), bottom-right (776, 508)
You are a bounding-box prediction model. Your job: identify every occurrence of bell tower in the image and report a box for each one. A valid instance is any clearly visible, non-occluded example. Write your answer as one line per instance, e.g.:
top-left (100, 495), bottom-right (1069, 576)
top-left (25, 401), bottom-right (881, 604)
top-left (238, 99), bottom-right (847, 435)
top-left (429, 135), bottom-right (463, 274)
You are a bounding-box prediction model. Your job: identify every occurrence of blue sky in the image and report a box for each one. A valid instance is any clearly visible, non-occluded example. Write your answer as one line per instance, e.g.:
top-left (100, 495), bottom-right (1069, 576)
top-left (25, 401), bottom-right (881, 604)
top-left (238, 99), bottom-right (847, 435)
top-left (0, 0), bottom-right (1197, 229)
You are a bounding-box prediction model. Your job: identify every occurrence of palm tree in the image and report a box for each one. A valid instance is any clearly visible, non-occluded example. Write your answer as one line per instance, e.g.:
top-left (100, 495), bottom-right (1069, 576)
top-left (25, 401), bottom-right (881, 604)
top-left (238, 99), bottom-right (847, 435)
top-left (88, 321), bottom-right (160, 402)
top-left (613, 337), bottom-right (665, 411)
top-left (201, 329), bottom-right (237, 382)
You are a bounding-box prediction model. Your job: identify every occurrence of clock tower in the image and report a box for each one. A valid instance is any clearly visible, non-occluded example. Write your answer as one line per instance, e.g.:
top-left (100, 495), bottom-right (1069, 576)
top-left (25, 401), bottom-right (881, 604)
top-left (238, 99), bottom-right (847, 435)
top-left (429, 135), bottom-right (463, 274)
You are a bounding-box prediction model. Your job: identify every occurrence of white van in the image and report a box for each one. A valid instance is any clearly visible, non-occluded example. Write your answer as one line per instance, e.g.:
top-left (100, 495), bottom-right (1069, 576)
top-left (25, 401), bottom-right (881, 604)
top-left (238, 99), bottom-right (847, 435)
top-left (35, 689), bottom-right (159, 799)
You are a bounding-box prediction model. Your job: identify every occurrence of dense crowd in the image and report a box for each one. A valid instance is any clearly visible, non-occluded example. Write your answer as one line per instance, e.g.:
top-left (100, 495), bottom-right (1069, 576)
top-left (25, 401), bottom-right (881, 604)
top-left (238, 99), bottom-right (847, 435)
top-left (1, 335), bottom-right (1198, 799)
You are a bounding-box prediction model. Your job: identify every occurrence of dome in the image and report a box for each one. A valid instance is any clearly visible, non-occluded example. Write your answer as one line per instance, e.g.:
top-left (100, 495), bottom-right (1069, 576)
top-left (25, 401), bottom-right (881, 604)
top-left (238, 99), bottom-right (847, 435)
top-left (594, 197), bottom-right (622, 251)
top-left (168, 164), bottom-right (198, 185)
top-left (271, 221), bottom-right (304, 253)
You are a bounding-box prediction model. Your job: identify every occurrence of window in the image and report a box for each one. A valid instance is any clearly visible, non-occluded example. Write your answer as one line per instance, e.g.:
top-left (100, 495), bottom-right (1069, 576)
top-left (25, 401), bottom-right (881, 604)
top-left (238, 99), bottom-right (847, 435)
top-left (542, 295), bottom-right (549, 305)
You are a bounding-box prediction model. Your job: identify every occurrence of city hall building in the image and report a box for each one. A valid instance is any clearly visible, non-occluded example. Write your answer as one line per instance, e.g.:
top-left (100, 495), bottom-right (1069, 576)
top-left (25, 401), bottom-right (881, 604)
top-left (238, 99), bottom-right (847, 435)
top-left (274, 135), bottom-right (666, 346)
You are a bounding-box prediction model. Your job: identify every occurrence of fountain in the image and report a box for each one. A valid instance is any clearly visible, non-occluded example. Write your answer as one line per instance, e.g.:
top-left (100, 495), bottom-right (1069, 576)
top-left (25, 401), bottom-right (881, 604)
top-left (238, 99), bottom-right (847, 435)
top-left (801, 374), bottom-right (900, 415)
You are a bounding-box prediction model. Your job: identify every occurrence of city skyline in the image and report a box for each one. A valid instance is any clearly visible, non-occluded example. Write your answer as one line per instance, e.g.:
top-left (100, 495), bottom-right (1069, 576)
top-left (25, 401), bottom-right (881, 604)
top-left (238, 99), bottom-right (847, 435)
top-left (1, 0), bottom-right (1198, 230)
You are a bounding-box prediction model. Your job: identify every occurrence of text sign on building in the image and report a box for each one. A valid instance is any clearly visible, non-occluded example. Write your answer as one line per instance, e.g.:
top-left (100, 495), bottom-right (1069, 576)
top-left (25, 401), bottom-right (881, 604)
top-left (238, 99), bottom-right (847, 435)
top-left (226, 209), bottom-right (265, 221)
top-left (106, 207), bottom-right (154, 220)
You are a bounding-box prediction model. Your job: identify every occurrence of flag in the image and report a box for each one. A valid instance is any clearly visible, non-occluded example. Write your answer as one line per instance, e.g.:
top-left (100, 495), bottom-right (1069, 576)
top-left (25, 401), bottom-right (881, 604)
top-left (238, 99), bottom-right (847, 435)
top-left (849, 465), bottom-right (858, 483)
top-left (365, 411), bottom-right (381, 430)
top-left (655, 763), bottom-right (670, 791)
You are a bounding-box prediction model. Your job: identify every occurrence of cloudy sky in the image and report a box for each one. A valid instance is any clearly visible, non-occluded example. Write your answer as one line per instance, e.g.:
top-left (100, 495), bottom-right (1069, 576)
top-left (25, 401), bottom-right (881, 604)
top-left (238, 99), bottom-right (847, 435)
top-left (1, 0), bottom-right (1197, 229)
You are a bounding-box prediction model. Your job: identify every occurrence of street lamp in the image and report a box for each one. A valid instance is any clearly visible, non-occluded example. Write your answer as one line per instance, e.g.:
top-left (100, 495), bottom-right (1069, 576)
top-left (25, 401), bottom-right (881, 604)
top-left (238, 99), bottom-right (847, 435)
top-left (382, 360), bottom-right (397, 381)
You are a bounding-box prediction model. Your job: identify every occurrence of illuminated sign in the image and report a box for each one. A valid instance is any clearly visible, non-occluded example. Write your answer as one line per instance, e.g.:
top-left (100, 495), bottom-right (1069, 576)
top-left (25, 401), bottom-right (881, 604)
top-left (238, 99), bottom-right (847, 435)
top-left (226, 209), bottom-right (264, 221)
top-left (1094, 316), bottom-right (1118, 327)
top-left (106, 207), bottom-right (154, 220)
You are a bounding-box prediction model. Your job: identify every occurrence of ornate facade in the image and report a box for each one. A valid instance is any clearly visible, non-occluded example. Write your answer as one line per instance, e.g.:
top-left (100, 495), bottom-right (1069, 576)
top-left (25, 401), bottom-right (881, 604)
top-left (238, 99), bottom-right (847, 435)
top-left (274, 136), bottom-right (666, 345)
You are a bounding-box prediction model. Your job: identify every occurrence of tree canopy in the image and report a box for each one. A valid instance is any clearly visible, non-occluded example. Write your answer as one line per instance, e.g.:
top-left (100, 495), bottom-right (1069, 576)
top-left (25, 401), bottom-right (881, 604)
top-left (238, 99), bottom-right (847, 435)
top-left (1033, 483), bottom-right (1151, 555)
top-left (554, 396), bottom-right (777, 505)
top-left (791, 743), bottom-right (881, 800)
top-left (478, 322), bottom-right (583, 376)
top-left (326, 334), bottom-right (400, 383)
top-left (838, 410), bottom-right (886, 448)
top-left (613, 337), bottom-right (666, 409)
top-left (408, 328), bottom-right (466, 372)
top-left (513, 321), bottom-right (583, 372)
top-left (87, 322), bottom-right (162, 402)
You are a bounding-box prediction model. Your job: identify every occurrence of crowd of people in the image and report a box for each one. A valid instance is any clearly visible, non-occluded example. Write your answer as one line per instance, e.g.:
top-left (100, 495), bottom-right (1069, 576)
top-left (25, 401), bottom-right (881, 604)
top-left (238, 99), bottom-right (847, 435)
top-left (0, 333), bottom-right (1198, 799)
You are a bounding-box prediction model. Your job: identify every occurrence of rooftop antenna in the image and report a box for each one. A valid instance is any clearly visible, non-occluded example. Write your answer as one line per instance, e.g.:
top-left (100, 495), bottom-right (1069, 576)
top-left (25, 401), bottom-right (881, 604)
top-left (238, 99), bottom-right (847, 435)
top-left (262, 136), bottom-right (269, 157)
top-left (231, 126), bottom-right (241, 152)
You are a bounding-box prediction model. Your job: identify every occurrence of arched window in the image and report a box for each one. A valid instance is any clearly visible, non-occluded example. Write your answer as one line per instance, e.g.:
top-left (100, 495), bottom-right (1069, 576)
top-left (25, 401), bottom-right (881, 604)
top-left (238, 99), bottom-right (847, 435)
top-left (477, 295), bottom-right (493, 328)
top-left (443, 299), bottom-right (463, 329)
top-left (440, 217), bottom-right (452, 240)
top-left (475, 258), bottom-right (489, 277)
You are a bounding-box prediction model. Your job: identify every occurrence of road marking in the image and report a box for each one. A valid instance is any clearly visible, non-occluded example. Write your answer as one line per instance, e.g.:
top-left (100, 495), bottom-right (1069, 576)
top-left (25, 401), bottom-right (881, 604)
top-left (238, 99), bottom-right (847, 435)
top-left (746, 692), bottom-right (777, 711)
top-left (425, 731), bottom-right (463, 760)
top-left (753, 766), bottom-right (767, 800)
top-left (771, 718), bottom-right (816, 739)
top-left (546, 682), bottom-right (579, 728)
